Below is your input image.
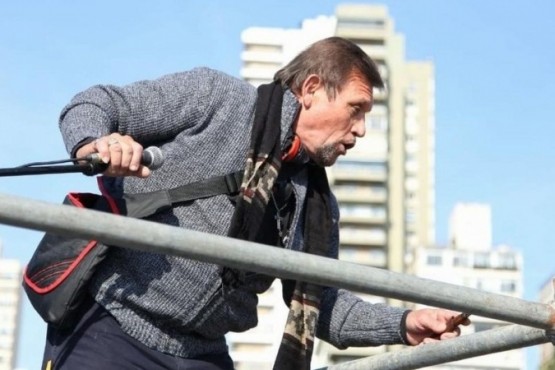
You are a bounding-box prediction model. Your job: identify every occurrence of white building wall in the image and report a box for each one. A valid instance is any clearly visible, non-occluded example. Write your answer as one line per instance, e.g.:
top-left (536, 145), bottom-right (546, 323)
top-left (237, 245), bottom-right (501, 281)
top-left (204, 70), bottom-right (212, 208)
top-left (0, 243), bottom-right (22, 370)
top-left (240, 16), bottom-right (335, 87)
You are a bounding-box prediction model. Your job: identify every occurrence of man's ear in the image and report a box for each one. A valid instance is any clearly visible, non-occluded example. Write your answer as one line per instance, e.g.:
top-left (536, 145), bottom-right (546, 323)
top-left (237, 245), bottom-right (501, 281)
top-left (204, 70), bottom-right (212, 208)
top-left (299, 74), bottom-right (322, 108)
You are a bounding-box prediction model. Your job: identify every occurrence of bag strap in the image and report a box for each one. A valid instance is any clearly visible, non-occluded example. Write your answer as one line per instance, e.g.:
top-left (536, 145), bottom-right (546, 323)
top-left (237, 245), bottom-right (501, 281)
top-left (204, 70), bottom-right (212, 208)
top-left (117, 171), bottom-right (243, 219)
top-left (167, 170), bottom-right (243, 204)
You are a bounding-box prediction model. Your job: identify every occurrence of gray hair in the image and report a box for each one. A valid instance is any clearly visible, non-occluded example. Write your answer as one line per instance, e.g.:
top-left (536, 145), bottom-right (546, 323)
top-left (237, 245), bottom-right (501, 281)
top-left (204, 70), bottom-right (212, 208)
top-left (274, 37), bottom-right (384, 98)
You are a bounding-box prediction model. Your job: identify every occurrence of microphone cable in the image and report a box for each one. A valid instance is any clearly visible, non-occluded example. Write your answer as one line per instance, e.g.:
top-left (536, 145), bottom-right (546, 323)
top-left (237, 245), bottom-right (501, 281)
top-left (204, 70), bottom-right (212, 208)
top-left (15, 156), bottom-right (96, 168)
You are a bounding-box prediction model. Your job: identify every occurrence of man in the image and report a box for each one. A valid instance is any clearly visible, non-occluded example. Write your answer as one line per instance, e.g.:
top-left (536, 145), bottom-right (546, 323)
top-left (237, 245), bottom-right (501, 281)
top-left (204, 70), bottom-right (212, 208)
top-left (42, 37), bottom-right (468, 370)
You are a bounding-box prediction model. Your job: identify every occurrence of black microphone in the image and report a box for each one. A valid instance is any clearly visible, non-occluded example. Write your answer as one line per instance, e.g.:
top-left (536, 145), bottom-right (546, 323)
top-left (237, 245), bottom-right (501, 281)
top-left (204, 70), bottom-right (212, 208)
top-left (85, 146), bottom-right (165, 172)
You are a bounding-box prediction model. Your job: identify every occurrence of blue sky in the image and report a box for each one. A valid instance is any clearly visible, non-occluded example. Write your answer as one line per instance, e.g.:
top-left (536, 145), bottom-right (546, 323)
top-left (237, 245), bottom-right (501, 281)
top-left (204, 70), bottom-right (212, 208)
top-left (1, 1), bottom-right (553, 369)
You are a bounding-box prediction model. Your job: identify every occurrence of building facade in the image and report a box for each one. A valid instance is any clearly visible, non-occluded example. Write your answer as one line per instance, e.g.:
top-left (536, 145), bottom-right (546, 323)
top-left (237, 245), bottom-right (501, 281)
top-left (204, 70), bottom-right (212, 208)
top-left (407, 204), bottom-right (525, 370)
top-left (0, 242), bottom-right (22, 370)
top-left (231, 4), bottom-right (436, 369)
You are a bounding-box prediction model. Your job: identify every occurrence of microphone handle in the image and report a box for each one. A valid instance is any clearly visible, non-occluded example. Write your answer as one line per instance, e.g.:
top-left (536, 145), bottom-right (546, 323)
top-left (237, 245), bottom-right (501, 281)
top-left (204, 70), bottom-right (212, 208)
top-left (86, 151), bottom-right (157, 168)
top-left (83, 147), bottom-right (161, 175)
top-left (82, 161), bottom-right (108, 176)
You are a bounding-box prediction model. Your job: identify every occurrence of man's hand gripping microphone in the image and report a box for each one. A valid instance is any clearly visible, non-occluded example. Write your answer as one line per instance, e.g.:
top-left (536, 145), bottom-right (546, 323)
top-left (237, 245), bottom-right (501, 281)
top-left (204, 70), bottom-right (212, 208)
top-left (83, 146), bottom-right (164, 176)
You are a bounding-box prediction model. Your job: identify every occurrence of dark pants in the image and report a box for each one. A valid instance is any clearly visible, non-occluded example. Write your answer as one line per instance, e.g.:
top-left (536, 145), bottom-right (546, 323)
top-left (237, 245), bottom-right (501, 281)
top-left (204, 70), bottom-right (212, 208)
top-left (42, 297), bottom-right (235, 370)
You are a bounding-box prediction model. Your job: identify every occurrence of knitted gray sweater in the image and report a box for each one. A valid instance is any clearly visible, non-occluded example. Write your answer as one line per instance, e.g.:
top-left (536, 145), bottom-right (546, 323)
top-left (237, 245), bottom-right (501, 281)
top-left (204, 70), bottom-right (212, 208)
top-left (59, 67), bottom-right (407, 357)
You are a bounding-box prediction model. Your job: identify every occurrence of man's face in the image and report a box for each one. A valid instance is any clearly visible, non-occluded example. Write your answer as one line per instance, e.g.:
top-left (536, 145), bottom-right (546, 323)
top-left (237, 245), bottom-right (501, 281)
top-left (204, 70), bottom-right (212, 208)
top-left (295, 70), bottom-right (373, 167)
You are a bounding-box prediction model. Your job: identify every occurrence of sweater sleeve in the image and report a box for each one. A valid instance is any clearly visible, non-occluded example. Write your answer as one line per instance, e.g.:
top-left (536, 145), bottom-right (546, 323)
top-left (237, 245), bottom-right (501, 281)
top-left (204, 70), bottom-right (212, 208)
top-left (316, 288), bottom-right (408, 348)
top-left (316, 193), bottom-right (409, 348)
top-left (58, 67), bottom-right (222, 154)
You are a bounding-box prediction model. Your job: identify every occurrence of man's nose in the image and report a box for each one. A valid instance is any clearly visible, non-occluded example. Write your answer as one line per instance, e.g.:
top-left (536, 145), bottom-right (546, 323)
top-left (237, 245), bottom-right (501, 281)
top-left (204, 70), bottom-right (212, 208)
top-left (352, 118), bottom-right (366, 137)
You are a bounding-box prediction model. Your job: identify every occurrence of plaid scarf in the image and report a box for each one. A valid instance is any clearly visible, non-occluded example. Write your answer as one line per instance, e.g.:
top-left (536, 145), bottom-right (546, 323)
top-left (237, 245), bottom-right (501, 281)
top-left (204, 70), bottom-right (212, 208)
top-left (227, 82), bottom-right (332, 370)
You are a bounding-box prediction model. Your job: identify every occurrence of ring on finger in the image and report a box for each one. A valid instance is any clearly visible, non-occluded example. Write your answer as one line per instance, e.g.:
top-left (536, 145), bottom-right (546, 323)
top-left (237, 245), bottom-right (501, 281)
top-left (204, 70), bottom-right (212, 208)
top-left (108, 138), bottom-right (120, 146)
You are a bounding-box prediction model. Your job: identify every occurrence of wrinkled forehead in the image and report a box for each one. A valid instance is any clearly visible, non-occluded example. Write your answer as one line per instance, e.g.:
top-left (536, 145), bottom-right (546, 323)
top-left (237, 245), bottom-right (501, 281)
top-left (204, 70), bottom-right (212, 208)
top-left (337, 69), bottom-right (374, 94)
top-left (341, 70), bottom-right (374, 108)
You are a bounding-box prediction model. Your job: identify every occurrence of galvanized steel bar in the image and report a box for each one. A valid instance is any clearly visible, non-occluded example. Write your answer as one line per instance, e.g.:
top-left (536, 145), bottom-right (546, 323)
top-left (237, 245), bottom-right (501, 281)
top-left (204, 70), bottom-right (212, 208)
top-left (317, 324), bottom-right (549, 370)
top-left (0, 192), bottom-right (554, 330)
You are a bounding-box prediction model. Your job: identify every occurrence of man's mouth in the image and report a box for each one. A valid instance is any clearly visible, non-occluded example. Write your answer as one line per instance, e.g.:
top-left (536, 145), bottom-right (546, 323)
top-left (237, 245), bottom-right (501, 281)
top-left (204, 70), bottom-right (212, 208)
top-left (344, 142), bottom-right (356, 151)
top-left (338, 142), bottom-right (355, 156)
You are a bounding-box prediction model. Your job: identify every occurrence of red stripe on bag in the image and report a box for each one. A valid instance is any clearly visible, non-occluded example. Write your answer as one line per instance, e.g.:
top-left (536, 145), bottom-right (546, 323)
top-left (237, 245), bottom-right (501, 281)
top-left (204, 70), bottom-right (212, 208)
top-left (23, 240), bottom-right (98, 294)
top-left (24, 181), bottom-right (122, 294)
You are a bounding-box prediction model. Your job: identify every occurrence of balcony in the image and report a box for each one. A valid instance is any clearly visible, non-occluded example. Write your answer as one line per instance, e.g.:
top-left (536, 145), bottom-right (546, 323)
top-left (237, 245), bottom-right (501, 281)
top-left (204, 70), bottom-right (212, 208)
top-left (339, 246), bottom-right (387, 267)
top-left (339, 228), bottom-right (386, 246)
top-left (339, 213), bottom-right (387, 225)
top-left (333, 187), bottom-right (387, 204)
top-left (240, 50), bottom-right (283, 64)
top-left (331, 168), bottom-right (387, 183)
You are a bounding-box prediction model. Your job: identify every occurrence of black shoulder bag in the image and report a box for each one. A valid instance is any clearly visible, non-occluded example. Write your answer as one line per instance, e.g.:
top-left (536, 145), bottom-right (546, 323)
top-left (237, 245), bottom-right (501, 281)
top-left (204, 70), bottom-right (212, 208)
top-left (22, 171), bottom-right (242, 330)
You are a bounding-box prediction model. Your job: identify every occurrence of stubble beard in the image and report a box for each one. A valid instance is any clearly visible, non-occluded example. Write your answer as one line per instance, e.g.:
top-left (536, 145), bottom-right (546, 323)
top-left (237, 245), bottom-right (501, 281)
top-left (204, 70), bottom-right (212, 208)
top-left (313, 143), bottom-right (340, 167)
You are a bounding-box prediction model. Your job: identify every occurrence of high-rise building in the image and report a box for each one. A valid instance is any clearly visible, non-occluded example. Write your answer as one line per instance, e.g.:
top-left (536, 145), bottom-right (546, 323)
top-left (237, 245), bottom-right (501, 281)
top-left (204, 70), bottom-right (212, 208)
top-left (230, 4), bottom-right (436, 369)
top-left (408, 204), bottom-right (525, 370)
top-left (0, 242), bottom-right (23, 370)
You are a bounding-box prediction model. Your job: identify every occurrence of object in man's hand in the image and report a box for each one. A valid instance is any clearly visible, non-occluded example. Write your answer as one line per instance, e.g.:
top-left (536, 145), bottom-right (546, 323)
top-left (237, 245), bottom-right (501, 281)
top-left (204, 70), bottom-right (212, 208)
top-left (448, 312), bottom-right (471, 330)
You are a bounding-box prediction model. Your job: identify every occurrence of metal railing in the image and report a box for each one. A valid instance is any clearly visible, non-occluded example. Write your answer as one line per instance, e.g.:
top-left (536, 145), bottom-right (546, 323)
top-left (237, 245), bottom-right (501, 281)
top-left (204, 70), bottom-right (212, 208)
top-left (0, 192), bottom-right (553, 369)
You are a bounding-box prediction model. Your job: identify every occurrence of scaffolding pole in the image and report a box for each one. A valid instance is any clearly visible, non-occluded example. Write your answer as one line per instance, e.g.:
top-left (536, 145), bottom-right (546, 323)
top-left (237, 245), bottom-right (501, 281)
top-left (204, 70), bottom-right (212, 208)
top-left (0, 192), bottom-right (554, 331)
top-left (317, 324), bottom-right (549, 370)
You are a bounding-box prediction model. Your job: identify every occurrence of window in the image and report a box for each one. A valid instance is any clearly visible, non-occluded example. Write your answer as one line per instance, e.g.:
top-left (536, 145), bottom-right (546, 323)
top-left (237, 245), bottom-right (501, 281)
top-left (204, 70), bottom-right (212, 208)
top-left (473, 252), bottom-right (490, 268)
top-left (244, 44), bottom-right (282, 53)
top-left (405, 210), bottom-right (416, 224)
top-left (497, 253), bottom-right (517, 270)
top-left (337, 19), bottom-right (385, 30)
top-left (426, 254), bottom-right (442, 266)
top-left (335, 159), bottom-right (387, 174)
top-left (339, 205), bottom-right (386, 219)
top-left (366, 115), bottom-right (387, 131)
top-left (500, 280), bottom-right (517, 293)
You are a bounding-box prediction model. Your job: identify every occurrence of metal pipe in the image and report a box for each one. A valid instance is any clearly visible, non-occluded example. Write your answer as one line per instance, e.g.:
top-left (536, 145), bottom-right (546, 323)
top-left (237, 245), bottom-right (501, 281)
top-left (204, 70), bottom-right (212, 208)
top-left (316, 324), bottom-right (549, 370)
top-left (1, 192), bottom-right (554, 330)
